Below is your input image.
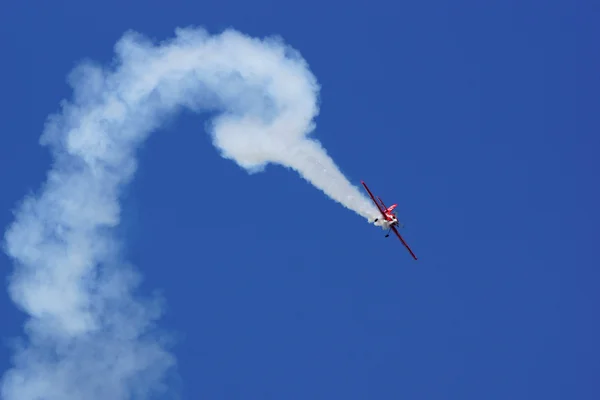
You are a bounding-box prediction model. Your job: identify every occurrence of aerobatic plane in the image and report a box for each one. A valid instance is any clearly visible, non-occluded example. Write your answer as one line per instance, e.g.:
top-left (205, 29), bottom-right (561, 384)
top-left (361, 180), bottom-right (418, 260)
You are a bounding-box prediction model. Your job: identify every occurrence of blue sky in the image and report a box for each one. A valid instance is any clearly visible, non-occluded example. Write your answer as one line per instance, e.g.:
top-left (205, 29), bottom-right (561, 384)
top-left (1, 0), bottom-right (598, 399)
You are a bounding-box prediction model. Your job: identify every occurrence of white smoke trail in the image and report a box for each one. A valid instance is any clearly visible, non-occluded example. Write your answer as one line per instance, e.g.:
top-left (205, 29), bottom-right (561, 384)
top-left (2, 27), bottom-right (380, 399)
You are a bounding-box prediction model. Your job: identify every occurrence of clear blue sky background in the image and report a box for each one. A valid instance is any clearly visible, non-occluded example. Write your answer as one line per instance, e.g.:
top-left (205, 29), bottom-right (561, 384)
top-left (1, 0), bottom-right (598, 399)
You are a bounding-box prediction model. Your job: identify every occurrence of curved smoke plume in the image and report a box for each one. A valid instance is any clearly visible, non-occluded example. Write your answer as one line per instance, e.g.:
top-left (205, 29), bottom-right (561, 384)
top-left (2, 27), bottom-right (379, 399)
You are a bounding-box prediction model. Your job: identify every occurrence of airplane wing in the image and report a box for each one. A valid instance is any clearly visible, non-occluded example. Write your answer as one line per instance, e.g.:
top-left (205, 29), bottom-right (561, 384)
top-left (361, 181), bottom-right (386, 218)
top-left (377, 196), bottom-right (388, 210)
top-left (391, 225), bottom-right (418, 260)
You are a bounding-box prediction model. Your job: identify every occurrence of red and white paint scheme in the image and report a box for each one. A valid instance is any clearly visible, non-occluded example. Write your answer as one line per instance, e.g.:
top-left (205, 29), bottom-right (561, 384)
top-left (361, 180), bottom-right (418, 260)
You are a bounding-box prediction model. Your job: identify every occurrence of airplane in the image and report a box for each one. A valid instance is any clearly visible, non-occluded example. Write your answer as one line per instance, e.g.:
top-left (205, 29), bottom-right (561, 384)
top-left (361, 180), bottom-right (418, 260)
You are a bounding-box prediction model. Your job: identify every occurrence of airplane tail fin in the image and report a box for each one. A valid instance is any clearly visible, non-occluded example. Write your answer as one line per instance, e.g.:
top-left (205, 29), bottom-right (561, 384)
top-left (386, 203), bottom-right (398, 212)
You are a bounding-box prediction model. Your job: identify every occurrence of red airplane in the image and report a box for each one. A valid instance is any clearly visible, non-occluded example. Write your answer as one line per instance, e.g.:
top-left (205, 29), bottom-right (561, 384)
top-left (361, 180), bottom-right (418, 260)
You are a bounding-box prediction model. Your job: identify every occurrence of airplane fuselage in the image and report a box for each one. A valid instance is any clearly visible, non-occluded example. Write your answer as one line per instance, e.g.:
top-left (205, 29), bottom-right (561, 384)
top-left (373, 213), bottom-right (399, 229)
